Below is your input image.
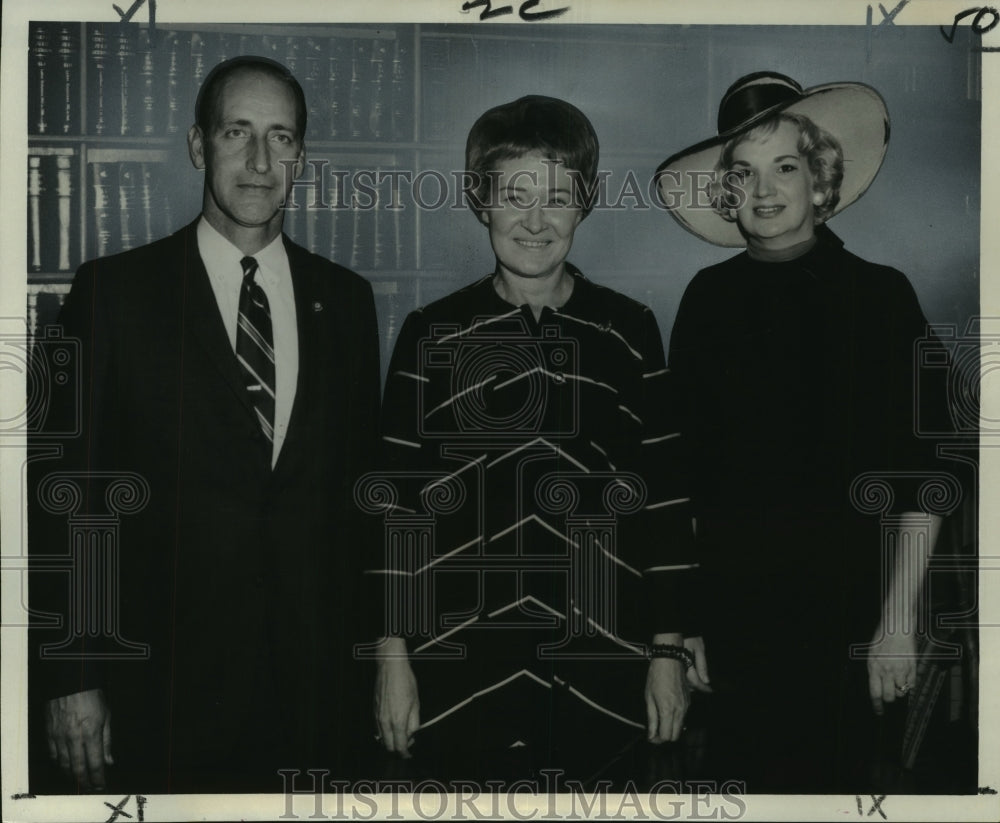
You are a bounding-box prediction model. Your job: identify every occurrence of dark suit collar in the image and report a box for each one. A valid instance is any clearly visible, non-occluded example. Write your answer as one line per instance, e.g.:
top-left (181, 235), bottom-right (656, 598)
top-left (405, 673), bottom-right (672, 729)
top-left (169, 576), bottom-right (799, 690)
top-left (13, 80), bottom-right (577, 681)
top-left (174, 221), bottom-right (345, 477)
top-left (273, 234), bottom-right (347, 479)
top-left (176, 220), bottom-right (271, 464)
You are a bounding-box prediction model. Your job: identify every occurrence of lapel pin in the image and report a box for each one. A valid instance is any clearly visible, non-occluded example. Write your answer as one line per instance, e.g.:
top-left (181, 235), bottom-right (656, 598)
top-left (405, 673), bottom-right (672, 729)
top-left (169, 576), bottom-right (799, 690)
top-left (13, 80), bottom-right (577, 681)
top-left (313, 301), bottom-right (324, 312)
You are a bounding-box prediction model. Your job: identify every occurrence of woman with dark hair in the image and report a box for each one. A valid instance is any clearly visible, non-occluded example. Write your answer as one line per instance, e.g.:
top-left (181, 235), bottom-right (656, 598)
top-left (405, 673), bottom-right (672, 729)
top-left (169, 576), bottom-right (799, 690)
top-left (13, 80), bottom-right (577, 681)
top-left (367, 96), bottom-right (703, 783)
top-left (657, 72), bottom-right (957, 792)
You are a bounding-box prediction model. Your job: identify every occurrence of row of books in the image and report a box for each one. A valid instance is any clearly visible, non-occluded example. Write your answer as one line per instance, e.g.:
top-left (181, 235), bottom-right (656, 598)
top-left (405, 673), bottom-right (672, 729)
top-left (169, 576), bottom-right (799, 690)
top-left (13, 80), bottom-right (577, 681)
top-left (28, 23), bottom-right (414, 143)
top-left (28, 153), bottom-right (79, 274)
top-left (27, 156), bottom-right (417, 274)
top-left (283, 180), bottom-right (416, 273)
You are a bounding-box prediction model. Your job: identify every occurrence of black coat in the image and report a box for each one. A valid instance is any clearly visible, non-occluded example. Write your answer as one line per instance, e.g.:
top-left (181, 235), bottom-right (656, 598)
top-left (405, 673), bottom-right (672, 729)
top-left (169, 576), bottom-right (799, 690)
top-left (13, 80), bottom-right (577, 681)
top-left (29, 220), bottom-right (381, 791)
top-left (668, 225), bottom-right (954, 648)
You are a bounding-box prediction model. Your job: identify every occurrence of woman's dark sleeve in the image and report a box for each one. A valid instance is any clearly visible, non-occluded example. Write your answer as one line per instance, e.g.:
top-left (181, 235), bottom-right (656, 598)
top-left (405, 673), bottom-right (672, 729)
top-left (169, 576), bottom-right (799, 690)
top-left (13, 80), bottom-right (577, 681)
top-left (632, 307), bottom-right (702, 638)
top-left (882, 267), bottom-right (958, 512)
top-left (360, 309), bottom-right (432, 643)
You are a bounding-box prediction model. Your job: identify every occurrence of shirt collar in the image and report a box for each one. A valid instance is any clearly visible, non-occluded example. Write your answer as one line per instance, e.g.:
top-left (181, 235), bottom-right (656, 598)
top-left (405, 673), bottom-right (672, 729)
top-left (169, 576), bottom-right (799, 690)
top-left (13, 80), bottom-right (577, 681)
top-left (197, 216), bottom-right (288, 281)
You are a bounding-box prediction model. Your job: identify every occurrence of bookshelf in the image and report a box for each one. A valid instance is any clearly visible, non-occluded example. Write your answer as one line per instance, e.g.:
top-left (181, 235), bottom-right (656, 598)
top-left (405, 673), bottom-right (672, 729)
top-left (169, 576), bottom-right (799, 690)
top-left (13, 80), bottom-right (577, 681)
top-left (26, 21), bottom-right (422, 362)
top-left (23, 21), bottom-right (745, 359)
top-left (27, 21), bottom-right (981, 366)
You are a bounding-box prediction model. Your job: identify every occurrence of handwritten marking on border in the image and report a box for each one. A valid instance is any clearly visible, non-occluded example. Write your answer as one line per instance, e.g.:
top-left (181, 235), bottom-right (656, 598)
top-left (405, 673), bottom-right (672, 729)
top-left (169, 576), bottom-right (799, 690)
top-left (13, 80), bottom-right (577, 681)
top-left (461, 0), bottom-right (569, 21)
top-left (875, 0), bottom-right (909, 27)
top-left (941, 6), bottom-right (999, 42)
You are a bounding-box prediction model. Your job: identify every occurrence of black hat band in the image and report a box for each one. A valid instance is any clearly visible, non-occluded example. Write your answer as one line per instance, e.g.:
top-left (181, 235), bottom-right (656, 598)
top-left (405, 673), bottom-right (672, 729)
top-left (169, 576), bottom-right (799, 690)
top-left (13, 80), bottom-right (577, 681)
top-left (718, 82), bottom-right (802, 133)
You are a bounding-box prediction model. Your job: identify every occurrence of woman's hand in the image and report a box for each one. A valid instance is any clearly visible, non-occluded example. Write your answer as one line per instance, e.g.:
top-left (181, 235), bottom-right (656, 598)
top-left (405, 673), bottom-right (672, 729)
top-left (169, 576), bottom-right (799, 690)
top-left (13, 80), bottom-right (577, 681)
top-left (684, 635), bottom-right (712, 693)
top-left (645, 634), bottom-right (712, 743)
top-left (645, 657), bottom-right (689, 743)
top-left (373, 638), bottom-right (420, 758)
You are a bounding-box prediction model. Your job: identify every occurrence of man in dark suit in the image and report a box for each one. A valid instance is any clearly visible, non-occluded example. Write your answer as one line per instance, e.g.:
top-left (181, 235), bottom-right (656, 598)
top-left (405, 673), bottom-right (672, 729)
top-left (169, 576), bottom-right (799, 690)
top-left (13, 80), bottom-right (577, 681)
top-left (30, 56), bottom-right (380, 793)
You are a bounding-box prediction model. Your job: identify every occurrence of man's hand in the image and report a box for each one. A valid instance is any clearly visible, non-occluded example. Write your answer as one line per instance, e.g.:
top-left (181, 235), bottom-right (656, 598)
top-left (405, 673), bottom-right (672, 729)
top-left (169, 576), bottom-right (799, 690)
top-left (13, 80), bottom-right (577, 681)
top-left (867, 628), bottom-right (917, 715)
top-left (46, 689), bottom-right (112, 790)
top-left (374, 638), bottom-right (420, 758)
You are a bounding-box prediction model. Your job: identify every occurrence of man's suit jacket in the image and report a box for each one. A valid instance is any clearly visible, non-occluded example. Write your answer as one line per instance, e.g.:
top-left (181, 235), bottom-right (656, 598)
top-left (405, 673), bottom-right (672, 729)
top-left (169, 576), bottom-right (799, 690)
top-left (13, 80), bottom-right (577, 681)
top-left (29, 220), bottom-right (381, 791)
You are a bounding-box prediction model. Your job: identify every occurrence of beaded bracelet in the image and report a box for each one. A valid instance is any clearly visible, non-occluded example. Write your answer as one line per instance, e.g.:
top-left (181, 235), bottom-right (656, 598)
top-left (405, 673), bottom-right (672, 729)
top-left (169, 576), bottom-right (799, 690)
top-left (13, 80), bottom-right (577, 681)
top-left (647, 643), bottom-right (695, 669)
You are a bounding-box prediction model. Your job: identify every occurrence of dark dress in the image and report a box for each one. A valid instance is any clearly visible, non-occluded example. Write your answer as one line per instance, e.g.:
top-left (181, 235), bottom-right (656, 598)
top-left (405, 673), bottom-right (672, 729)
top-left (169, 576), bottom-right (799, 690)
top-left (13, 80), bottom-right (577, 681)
top-left (369, 267), bottom-right (698, 783)
top-left (668, 225), bottom-right (956, 792)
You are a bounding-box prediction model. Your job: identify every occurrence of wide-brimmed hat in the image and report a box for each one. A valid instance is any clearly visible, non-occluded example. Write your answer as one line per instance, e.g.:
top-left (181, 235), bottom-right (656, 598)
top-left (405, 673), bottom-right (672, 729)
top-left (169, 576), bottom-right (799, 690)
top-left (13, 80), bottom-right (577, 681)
top-left (656, 71), bottom-right (890, 247)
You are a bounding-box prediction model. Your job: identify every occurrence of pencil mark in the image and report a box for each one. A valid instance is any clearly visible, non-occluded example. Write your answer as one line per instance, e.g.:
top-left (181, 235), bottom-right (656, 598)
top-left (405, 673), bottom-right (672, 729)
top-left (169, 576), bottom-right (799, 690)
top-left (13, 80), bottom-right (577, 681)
top-left (112, 0), bottom-right (146, 23)
top-left (863, 794), bottom-right (888, 819)
top-left (874, 1), bottom-right (909, 27)
top-left (461, 0), bottom-right (569, 21)
top-left (941, 7), bottom-right (999, 42)
top-left (461, 0), bottom-right (514, 19)
top-left (112, 0), bottom-right (156, 42)
top-left (104, 796), bottom-right (133, 822)
top-left (518, 0), bottom-right (570, 20)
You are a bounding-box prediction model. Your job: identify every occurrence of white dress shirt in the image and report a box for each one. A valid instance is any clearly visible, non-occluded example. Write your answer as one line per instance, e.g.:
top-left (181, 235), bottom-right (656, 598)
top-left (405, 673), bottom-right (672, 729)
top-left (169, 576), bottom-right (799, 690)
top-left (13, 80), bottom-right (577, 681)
top-left (197, 217), bottom-right (298, 466)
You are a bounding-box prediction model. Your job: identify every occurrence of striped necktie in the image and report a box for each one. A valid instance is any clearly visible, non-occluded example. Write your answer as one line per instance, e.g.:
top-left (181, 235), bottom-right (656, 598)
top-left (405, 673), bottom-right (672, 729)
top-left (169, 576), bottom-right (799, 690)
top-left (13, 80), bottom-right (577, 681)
top-left (235, 256), bottom-right (275, 442)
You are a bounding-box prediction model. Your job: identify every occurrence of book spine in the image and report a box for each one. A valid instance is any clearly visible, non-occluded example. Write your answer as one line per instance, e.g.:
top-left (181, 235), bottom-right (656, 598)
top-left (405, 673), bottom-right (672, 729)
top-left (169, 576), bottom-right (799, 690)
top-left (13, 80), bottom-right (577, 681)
top-left (368, 40), bottom-right (387, 140)
top-left (31, 24), bottom-right (52, 135)
top-left (190, 33), bottom-right (207, 115)
top-left (89, 26), bottom-right (109, 136)
top-left (28, 290), bottom-right (39, 342)
top-left (56, 156), bottom-right (73, 271)
top-left (389, 38), bottom-right (410, 142)
top-left (140, 163), bottom-right (155, 246)
top-left (91, 162), bottom-right (115, 259)
top-left (371, 169), bottom-right (384, 270)
top-left (165, 32), bottom-right (181, 134)
top-left (350, 202), bottom-right (366, 271)
top-left (348, 41), bottom-right (365, 140)
top-left (328, 174), bottom-right (342, 263)
top-left (423, 39), bottom-right (449, 141)
top-left (118, 162), bottom-right (138, 251)
top-left (116, 28), bottom-right (133, 136)
top-left (328, 38), bottom-right (346, 139)
top-left (284, 37), bottom-right (301, 80)
top-left (216, 33), bottom-right (233, 65)
top-left (28, 157), bottom-right (43, 272)
top-left (238, 34), bottom-right (260, 57)
top-left (138, 28), bottom-right (157, 136)
top-left (57, 26), bottom-right (78, 135)
top-left (393, 198), bottom-right (404, 270)
top-left (304, 37), bottom-right (325, 139)
top-left (260, 34), bottom-right (281, 64)
top-left (305, 201), bottom-right (319, 255)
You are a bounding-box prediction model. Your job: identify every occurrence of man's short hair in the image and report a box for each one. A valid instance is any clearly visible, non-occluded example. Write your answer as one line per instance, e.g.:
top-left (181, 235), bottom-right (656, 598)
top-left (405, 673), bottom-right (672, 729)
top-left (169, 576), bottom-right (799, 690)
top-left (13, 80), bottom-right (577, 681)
top-left (195, 55), bottom-right (307, 139)
top-left (715, 111), bottom-right (844, 223)
top-left (464, 95), bottom-right (600, 217)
